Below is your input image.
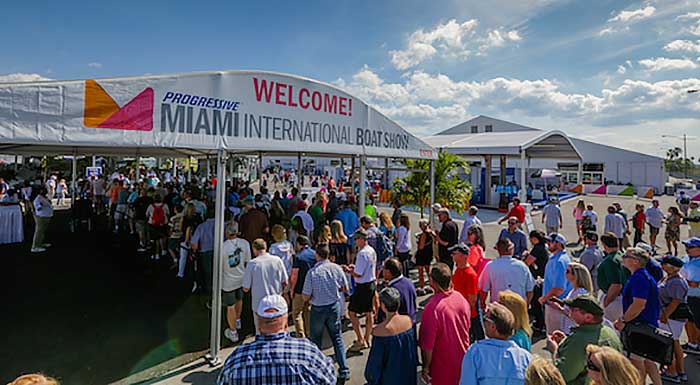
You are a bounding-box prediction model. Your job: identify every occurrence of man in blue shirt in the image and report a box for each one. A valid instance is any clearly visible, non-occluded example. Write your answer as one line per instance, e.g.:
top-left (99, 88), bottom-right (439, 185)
top-left (335, 200), bottom-right (359, 247)
top-left (680, 237), bottom-right (700, 354)
top-left (539, 233), bottom-right (572, 335)
top-left (191, 208), bottom-right (216, 294)
top-left (614, 246), bottom-right (661, 384)
top-left (459, 302), bottom-right (532, 385)
top-left (377, 258), bottom-right (417, 324)
top-left (498, 217), bottom-right (528, 258)
top-left (302, 244), bottom-right (350, 381)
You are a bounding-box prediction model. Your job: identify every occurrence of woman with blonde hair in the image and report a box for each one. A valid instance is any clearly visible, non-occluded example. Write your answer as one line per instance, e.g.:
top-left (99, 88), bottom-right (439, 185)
top-left (525, 356), bottom-right (565, 385)
top-left (586, 344), bottom-right (642, 385)
top-left (316, 224), bottom-right (332, 245)
top-left (7, 373), bottom-right (59, 385)
top-left (378, 211), bottom-right (395, 240)
top-left (329, 220), bottom-right (349, 265)
top-left (498, 290), bottom-right (533, 351)
top-left (550, 261), bottom-right (593, 334)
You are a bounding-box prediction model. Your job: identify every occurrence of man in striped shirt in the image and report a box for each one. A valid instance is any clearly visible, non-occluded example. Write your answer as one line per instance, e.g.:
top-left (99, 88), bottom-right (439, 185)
top-left (303, 243), bottom-right (350, 381)
top-left (217, 294), bottom-right (336, 385)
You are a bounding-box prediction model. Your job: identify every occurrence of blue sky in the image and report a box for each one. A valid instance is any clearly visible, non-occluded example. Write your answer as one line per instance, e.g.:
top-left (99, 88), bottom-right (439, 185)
top-left (1, 0), bottom-right (699, 159)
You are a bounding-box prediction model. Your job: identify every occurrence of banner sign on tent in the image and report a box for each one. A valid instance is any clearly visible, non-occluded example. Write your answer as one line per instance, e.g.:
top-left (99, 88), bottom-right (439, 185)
top-left (606, 185), bottom-right (634, 196)
top-left (0, 71), bottom-right (436, 160)
top-left (86, 166), bottom-right (102, 178)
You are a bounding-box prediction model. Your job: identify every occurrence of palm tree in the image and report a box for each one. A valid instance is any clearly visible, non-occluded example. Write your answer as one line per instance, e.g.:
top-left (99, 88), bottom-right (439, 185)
top-left (392, 151), bottom-right (472, 217)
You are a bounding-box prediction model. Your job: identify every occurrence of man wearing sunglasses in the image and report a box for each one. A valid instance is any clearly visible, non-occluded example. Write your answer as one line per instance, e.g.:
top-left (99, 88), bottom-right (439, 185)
top-left (680, 237), bottom-right (700, 355)
top-left (547, 296), bottom-right (622, 385)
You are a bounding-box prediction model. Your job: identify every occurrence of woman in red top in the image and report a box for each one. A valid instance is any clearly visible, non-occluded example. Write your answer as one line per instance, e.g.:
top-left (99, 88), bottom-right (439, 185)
top-left (631, 203), bottom-right (646, 246)
top-left (466, 224), bottom-right (489, 278)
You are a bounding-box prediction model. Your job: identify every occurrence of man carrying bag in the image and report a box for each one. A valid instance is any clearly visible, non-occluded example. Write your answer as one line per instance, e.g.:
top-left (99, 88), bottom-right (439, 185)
top-left (614, 247), bottom-right (672, 385)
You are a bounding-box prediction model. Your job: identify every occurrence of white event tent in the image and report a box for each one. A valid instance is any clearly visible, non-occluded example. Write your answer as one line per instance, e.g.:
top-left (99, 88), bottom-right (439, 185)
top-left (0, 70), bottom-right (437, 365)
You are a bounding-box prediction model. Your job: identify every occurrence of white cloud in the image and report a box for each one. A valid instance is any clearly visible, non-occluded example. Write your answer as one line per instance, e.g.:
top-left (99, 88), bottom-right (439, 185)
top-left (608, 6), bottom-right (656, 23)
top-left (0, 73), bottom-right (52, 83)
top-left (676, 12), bottom-right (700, 21)
top-left (617, 65), bottom-right (627, 74)
top-left (599, 6), bottom-right (656, 36)
top-left (638, 57), bottom-right (699, 71)
top-left (389, 19), bottom-right (522, 70)
top-left (664, 40), bottom-right (700, 53)
top-left (335, 67), bottom-right (700, 133)
top-left (87, 62), bottom-right (103, 68)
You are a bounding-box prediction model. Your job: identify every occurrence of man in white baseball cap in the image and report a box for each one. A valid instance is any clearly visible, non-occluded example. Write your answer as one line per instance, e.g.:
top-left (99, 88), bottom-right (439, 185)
top-left (217, 294), bottom-right (337, 385)
top-left (539, 233), bottom-right (572, 335)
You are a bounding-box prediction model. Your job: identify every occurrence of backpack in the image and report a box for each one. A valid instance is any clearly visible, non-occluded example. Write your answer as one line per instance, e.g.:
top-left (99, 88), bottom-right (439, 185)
top-left (151, 204), bottom-right (166, 227)
top-left (680, 196), bottom-right (690, 205)
top-left (372, 228), bottom-right (395, 261)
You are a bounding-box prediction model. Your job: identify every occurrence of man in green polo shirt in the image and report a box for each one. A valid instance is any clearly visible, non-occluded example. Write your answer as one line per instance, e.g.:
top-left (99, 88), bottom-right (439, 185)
top-left (596, 232), bottom-right (630, 322)
top-left (546, 296), bottom-right (622, 385)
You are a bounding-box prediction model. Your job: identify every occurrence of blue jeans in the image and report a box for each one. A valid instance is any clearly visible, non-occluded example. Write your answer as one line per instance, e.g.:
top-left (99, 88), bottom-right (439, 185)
top-left (310, 302), bottom-right (349, 379)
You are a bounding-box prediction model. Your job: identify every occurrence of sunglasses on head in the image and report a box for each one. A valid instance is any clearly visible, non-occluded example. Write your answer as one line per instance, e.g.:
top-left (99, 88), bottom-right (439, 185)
top-left (586, 358), bottom-right (601, 372)
top-left (508, 221), bottom-right (517, 224)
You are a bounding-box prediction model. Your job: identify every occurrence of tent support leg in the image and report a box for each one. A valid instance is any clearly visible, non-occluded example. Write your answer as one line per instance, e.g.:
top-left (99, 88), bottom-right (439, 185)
top-left (187, 157), bottom-right (192, 182)
top-left (577, 161), bottom-right (583, 187)
top-left (206, 149), bottom-right (227, 367)
top-left (297, 153), bottom-right (302, 190)
top-left (429, 159), bottom-right (435, 222)
top-left (71, 152), bottom-right (77, 206)
top-left (172, 159), bottom-right (177, 181)
top-left (359, 155), bottom-right (366, 217)
top-left (519, 151), bottom-right (527, 202)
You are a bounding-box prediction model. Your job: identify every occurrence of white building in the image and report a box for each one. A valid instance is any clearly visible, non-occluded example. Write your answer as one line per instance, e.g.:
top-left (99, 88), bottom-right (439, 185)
top-left (423, 115), bottom-right (666, 205)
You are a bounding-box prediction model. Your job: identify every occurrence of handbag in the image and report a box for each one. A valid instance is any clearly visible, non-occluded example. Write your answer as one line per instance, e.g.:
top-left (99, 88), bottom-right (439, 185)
top-left (621, 321), bottom-right (674, 365)
top-left (669, 303), bottom-right (693, 321)
top-left (621, 271), bottom-right (673, 365)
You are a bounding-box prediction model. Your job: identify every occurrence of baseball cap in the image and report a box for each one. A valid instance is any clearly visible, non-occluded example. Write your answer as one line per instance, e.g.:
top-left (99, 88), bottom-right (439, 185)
top-left (584, 232), bottom-right (598, 242)
top-left (635, 242), bottom-right (653, 255)
top-left (546, 233), bottom-right (567, 245)
top-left (448, 243), bottom-right (470, 255)
top-left (562, 295), bottom-right (604, 317)
top-left (432, 203), bottom-right (442, 211)
top-left (660, 255), bottom-right (684, 268)
top-left (682, 237), bottom-right (700, 248)
top-left (241, 195), bottom-right (255, 205)
top-left (256, 294), bottom-right (288, 319)
top-left (352, 229), bottom-right (368, 239)
top-left (438, 207), bottom-right (450, 215)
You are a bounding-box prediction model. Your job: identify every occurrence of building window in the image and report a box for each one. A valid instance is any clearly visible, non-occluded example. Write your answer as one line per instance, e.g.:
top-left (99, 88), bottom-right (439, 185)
top-left (485, 125), bottom-right (493, 132)
top-left (471, 125), bottom-right (478, 133)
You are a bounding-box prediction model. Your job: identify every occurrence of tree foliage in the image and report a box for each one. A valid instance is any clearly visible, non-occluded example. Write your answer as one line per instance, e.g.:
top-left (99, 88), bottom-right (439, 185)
top-left (392, 151), bottom-right (472, 217)
top-left (665, 146), bottom-right (697, 175)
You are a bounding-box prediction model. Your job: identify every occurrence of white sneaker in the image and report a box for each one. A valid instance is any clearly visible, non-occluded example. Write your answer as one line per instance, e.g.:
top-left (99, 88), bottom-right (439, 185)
top-left (224, 328), bottom-right (239, 343)
top-left (31, 247), bottom-right (47, 253)
top-left (161, 250), bottom-right (167, 257)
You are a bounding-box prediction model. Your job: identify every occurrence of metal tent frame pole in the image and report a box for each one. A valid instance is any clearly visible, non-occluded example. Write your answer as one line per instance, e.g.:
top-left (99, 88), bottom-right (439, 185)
top-left (359, 155), bottom-right (366, 217)
top-left (297, 153), bottom-right (302, 190)
top-left (71, 151), bottom-right (77, 205)
top-left (206, 149), bottom-right (227, 367)
top-left (519, 150), bottom-right (527, 202)
top-left (429, 159), bottom-right (435, 223)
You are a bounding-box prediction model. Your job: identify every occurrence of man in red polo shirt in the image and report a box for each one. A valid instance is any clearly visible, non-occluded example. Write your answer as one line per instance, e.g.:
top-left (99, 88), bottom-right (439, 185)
top-left (498, 197), bottom-right (525, 225)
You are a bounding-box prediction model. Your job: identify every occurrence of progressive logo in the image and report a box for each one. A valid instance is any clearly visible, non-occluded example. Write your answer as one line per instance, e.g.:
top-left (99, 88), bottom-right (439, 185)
top-left (83, 80), bottom-right (154, 131)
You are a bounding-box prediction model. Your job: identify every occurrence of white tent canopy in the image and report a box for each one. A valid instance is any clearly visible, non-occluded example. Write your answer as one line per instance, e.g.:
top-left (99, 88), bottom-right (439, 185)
top-left (0, 70), bottom-right (436, 160)
top-left (0, 70), bottom-right (437, 370)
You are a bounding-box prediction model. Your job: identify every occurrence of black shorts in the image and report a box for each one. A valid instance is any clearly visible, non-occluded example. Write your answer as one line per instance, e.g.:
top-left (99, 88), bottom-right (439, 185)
top-left (349, 281), bottom-right (376, 314)
top-left (149, 224), bottom-right (166, 239)
top-left (689, 296), bottom-right (700, 328)
top-left (648, 224), bottom-right (660, 235)
top-left (222, 288), bottom-right (244, 307)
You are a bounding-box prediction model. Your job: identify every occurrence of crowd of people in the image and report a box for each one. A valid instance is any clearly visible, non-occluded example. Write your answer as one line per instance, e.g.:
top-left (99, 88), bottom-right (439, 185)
top-left (3, 166), bottom-right (700, 385)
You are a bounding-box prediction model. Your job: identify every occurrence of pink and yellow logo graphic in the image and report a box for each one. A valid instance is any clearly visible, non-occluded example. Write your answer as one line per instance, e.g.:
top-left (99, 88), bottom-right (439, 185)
top-left (84, 80), bottom-right (154, 131)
